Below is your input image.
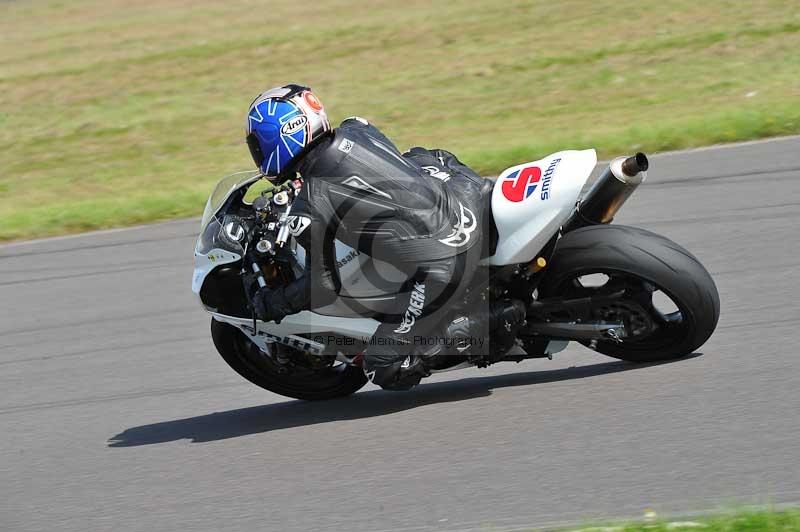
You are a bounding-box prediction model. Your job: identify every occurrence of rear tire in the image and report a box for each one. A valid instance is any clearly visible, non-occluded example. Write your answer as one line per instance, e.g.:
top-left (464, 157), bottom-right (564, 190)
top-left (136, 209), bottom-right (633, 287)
top-left (540, 225), bottom-right (720, 362)
top-left (211, 319), bottom-right (367, 400)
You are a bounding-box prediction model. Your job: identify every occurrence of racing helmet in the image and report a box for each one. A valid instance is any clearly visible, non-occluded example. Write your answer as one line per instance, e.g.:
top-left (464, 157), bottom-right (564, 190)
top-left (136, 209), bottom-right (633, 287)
top-left (245, 84), bottom-right (330, 177)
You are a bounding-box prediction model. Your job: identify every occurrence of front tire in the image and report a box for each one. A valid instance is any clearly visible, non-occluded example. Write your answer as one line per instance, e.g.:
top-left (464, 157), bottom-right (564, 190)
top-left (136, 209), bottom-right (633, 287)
top-left (211, 319), bottom-right (368, 400)
top-left (539, 225), bottom-right (720, 362)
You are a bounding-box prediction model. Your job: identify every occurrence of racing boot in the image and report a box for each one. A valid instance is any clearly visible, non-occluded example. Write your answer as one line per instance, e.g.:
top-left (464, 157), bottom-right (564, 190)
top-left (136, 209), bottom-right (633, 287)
top-left (363, 350), bottom-right (431, 391)
top-left (362, 318), bottom-right (437, 390)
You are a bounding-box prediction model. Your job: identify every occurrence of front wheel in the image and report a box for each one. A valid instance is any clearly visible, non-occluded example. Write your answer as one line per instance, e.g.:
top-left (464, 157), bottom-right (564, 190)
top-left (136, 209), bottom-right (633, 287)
top-left (211, 319), bottom-right (368, 400)
top-left (538, 225), bottom-right (720, 362)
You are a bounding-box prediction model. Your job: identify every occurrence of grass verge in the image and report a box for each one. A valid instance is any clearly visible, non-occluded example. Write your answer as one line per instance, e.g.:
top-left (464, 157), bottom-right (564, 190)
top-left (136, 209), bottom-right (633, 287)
top-left (566, 509), bottom-right (800, 532)
top-left (2, 0), bottom-right (799, 241)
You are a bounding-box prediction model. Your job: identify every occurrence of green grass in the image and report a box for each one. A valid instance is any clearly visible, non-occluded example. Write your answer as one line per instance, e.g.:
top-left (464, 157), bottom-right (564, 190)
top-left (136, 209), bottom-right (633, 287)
top-left (566, 509), bottom-right (800, 531)
top-left (2, 0), bottom-right (799, 241)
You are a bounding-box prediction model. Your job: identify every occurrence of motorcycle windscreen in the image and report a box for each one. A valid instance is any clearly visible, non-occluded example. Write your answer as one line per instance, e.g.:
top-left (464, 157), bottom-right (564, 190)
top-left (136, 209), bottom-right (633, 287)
top-left (195, 217), bottom-right (246, 256)
top-left (200, 170), bottom-right (262, 228)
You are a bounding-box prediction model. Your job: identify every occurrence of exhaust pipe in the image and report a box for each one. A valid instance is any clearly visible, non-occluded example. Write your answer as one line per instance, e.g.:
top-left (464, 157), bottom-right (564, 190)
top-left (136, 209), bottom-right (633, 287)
top-left (562, 152), bottom-right (648, 233)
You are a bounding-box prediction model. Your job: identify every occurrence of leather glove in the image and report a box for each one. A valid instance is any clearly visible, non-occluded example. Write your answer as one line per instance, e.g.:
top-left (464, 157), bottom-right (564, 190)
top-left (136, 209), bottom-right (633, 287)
top-left (252, 286), bottom-right (294, 323)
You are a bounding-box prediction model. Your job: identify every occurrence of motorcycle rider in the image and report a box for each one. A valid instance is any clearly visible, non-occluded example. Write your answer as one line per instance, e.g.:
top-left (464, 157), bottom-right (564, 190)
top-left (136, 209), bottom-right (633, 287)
top-left (246, 84), bottom-right (523, 390)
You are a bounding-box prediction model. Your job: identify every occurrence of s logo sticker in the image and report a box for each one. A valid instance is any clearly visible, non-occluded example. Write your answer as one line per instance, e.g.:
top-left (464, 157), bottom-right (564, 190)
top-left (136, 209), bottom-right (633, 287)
top-left (501, 166), bottom-right (541, 202)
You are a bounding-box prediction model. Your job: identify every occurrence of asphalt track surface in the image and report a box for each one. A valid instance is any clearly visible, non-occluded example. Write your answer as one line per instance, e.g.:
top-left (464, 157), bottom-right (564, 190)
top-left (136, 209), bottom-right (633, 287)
top-left (2, 137), bottom-right (799, 532)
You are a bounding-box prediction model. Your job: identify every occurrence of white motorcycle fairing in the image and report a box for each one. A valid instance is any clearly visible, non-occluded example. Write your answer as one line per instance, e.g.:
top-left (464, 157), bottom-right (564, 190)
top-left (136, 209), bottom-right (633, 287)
top-left (481, 149), bottom-right (597, 266)
top-left (194, 150), bottom-right (596, 355)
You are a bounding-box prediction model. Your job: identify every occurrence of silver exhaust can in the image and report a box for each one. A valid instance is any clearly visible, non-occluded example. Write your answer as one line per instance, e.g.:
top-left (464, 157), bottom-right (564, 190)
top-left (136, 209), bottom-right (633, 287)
top-left (562, 152), bottom-right (648, 232)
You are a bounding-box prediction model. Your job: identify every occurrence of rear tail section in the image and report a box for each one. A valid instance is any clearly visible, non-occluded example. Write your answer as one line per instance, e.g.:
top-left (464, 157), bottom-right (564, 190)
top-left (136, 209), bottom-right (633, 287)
top-left (482, 149), bottom-right (597, 266)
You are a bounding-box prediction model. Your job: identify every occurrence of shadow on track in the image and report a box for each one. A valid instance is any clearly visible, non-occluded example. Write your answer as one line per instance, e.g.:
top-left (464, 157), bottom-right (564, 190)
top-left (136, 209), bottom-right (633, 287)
top-left (108, 355), bottom-right (701, 447)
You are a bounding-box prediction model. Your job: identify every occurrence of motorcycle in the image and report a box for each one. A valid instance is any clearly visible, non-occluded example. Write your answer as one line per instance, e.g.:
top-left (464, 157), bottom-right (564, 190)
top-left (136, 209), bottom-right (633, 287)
top-left (192, 149), bottom-right (720, 400)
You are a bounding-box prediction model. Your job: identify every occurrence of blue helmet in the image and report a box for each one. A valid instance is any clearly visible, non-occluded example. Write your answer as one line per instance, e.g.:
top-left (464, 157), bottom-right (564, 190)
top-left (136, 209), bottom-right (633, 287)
top-left (245, 84), bottom-right (331, 176)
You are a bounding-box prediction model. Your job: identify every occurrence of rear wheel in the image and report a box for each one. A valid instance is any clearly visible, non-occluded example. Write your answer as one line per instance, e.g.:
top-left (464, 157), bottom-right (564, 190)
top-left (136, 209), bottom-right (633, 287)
top-left (211, 319), bottom-right (367, 400)
top-left (538, 225), bottom-right (720, 362)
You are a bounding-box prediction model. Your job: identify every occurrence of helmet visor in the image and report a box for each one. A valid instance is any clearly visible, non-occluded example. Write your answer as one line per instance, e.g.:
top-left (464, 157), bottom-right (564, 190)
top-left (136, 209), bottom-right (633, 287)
top-left (246, 133), bottom-right (264, 169)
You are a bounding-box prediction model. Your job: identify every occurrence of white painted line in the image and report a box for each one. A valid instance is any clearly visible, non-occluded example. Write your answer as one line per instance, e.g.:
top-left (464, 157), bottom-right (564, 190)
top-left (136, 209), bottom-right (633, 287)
top-left (0, 216), bottom-right (201, 250)
top-left (648, 134), bottom-right (800, 158)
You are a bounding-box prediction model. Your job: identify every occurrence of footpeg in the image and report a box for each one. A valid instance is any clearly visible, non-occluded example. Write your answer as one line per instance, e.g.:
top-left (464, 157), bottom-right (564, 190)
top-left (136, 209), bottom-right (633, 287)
top-left (605, 327), bottom-right (624, 343)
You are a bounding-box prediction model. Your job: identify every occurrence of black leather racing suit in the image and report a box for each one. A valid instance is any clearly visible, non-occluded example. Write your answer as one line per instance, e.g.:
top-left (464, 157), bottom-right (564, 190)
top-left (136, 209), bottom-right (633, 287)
top-left (256, 118), bottom-right (491, 388)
